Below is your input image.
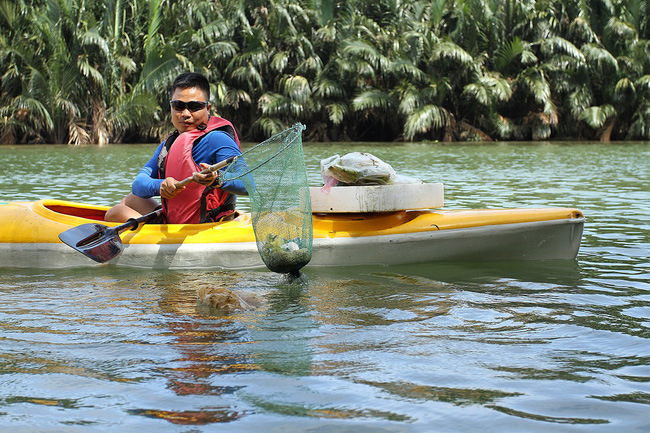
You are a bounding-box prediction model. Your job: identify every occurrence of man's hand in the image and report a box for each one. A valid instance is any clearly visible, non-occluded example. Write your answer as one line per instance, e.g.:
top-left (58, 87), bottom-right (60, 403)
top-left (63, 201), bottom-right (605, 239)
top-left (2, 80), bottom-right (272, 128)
top-left (192, 163), bottom-right (219, 186)
top-left (160, 177), bottom-right (184, 199)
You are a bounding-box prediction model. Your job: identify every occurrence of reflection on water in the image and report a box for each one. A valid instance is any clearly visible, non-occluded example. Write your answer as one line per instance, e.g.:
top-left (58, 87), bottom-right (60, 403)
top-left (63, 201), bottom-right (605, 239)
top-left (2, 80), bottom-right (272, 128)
top-left (0, 142), bottom-right (648, 431)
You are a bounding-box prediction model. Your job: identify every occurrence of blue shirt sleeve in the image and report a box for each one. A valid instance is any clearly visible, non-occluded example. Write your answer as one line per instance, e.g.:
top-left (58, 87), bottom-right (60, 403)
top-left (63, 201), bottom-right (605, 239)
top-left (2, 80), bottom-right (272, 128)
top-left (192, 130), bottom-right (248, 196)
top-left (131, 142), bottom-right (164, 198)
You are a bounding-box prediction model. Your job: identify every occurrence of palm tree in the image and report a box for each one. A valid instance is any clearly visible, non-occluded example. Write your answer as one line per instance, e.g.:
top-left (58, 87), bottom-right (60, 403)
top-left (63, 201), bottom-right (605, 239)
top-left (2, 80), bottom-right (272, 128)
top-left (2, 0), bottom-right (649, 143)
top-left (11, 0), bottom-right (96, 144)
top-left (575, 0), bottom-right (650, 140)
top-left (250, 0), bottom-right (321, 138)
top-left (323, 3), bottom-right (398, 140)
top-left (0, 0), bottom-right (53, 144)
top-left (1, 0), bottom-right (165, 144)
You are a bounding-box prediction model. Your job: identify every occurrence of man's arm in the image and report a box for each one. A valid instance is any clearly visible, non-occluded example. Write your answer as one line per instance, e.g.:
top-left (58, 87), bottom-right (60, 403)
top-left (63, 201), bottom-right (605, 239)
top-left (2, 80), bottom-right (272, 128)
top-left (193, 130), bottom-right (248, 195)
top-left (131, 142), bottom-right (165, 198)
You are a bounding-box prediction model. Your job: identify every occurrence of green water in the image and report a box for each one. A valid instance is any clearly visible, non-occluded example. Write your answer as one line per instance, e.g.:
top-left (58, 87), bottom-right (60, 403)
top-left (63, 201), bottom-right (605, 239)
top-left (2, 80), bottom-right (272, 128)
top-left (0, 141), bottom-right (648, 432)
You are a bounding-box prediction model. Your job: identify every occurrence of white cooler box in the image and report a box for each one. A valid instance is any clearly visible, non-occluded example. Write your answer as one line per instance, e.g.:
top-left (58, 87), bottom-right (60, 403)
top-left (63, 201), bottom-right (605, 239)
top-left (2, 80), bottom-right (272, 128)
top-left (309, 183), bottom-right (444, 213)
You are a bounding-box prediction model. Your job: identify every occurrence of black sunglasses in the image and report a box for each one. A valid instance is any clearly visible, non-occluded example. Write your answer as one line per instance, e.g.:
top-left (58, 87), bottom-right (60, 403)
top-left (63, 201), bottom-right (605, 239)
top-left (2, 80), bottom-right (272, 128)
top-left (169, 100), bottom-right (208, 112)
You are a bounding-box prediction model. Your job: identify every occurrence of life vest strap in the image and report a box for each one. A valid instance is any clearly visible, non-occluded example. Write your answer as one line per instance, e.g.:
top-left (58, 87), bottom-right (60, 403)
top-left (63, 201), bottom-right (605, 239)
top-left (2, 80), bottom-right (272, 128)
top-left (200, 189), bottom-right (236, 223)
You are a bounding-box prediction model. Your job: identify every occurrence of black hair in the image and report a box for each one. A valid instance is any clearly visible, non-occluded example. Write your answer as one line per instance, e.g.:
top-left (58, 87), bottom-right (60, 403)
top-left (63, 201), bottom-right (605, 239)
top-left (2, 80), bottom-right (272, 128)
top-left (171, 72), bottom-right (210, 100)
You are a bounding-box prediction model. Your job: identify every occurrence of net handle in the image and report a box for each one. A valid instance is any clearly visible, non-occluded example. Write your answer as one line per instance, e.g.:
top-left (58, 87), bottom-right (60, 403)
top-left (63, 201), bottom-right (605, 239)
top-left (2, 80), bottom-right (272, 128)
top-left (175, 156), bottom-right (237, 188)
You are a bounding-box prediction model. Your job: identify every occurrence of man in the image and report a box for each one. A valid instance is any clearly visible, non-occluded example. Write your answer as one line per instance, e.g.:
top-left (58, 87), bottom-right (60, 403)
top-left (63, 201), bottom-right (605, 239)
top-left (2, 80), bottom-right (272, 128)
top-left (105, 72), bottom-right (246, 224)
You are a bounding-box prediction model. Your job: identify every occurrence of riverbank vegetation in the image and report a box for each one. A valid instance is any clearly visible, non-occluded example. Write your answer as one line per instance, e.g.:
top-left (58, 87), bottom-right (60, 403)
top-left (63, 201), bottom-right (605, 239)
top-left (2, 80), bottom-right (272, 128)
top-left (1, 0), bottom-right (649, 144)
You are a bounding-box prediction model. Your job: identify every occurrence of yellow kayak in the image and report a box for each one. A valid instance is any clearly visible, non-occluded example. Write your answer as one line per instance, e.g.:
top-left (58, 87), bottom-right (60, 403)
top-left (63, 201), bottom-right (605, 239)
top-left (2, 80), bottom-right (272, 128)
top-left (0, 198), bottom-right (584, 269)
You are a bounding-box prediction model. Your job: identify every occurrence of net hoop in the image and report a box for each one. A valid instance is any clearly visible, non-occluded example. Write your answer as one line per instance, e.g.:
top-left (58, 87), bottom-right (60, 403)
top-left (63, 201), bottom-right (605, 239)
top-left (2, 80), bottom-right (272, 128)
top-left (225, 123), bottom-right (306, 180)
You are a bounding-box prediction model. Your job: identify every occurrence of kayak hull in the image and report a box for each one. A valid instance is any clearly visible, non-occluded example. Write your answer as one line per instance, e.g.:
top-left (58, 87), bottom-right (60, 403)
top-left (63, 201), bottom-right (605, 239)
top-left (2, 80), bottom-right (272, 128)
top-left (0, 200), bottom-right (584, 270)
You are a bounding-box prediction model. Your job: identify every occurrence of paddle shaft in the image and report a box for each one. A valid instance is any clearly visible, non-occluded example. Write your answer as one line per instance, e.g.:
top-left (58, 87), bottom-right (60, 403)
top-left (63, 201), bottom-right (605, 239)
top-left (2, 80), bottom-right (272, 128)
top-left (120, 208), bottom-right (164, 234)
top-left (174, 156), bottom-right (236, 189)
top-left (76, 208), bottom-right (164, 248)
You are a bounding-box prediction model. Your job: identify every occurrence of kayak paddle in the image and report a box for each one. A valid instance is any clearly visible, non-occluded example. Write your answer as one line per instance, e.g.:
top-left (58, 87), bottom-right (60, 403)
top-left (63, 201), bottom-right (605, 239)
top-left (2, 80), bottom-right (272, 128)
top-left (58, 156), bottom-right (237, 263)
top-left (58, 208), bottom-right (163, 263)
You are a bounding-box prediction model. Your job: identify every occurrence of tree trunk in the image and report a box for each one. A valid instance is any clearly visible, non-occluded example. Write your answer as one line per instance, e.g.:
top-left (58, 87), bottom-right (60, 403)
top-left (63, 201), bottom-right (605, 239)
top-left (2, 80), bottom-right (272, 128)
top-left (458, 120), bottom-right (493, 142)
top-left (599, 119), bottom-right (615, 143)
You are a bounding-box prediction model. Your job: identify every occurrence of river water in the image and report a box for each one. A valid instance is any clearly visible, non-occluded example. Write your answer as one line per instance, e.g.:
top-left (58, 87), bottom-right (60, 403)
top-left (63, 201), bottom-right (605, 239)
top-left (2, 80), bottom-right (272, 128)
top-left (0, 141), bottom-right (648, 432)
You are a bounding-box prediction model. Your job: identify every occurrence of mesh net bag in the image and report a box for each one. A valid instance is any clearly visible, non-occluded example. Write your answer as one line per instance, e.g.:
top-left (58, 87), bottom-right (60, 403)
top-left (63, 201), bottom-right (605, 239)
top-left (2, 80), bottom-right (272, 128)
top-left (221, 123), bottom-right (312, 275)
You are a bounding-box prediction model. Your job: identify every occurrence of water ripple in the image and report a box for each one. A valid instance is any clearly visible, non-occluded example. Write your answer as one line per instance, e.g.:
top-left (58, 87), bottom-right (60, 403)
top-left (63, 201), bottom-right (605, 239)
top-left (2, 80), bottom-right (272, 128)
top-left (1, 143), bottom-right (649, 431)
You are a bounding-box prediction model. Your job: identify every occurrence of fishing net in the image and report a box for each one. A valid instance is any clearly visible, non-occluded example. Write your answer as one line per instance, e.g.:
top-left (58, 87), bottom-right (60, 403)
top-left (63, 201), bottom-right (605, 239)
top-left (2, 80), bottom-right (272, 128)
top-left (221, 123), bottom-right (312, 275)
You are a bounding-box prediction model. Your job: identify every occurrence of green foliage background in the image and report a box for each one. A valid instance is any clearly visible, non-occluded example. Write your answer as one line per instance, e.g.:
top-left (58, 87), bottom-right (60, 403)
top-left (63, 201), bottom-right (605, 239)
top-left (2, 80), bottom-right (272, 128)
top-left (1, 0), bottom-right (649, 144)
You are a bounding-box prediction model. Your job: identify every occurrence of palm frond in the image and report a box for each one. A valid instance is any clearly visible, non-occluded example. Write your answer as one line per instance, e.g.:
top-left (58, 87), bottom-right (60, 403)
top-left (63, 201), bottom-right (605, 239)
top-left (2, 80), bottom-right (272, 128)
top-left (397, 85), bottom-right (419, 116)
top-left (271, 52), bottom-right (289, 72)
top-left (115, 55), bottom-right (137, 74)
top-left (230, 64), bottom-right (263, 90)
top-left (569, 16), bottom-right (599, 44)
top-left (56, 97), bottom-right (80, 120)
top-left (605, 17), bottom-right (638, 42)
top-left (139, 46), bottom-right (179, 92)
top-left (495, 36), bottom-right (536, 74)
top-left (217, 88), bottom-right (251, 111)
top-left (105, 92), bottom-right (160, 134)
top-left (628, 102), bottom-right (650, 139)
top-left (313, 24), bottom-right (337, 44)
top-left (341, 39), bottom-right (379, 62)
top-left (480, 75), bottom-right (512, 102)
top-left (81, 27), bottom-right (109, 58)
top-left (579, 104), bottom-right (617, 128)
top-left (68, 120), bottom-right (90, 145)
top-left (206, 41), bottom-right (238, 61)
top-left (258, 92), bottom-right (289, 117)
top-left (12, 95), bottom-right (54, 132)
top-left (327, 102), bottom-right (348, 124)
top-left (541, 36), bottom-right (585, 63)
top-left (430, 40), bottom-right (474, 69)
top-left (253, 116), bottom-right (286, 137)
top-left (145, 0), bottom-right (163, 55)
top-left (313, 77), bottom-right (345, 99)
top-left (389, 57), bottom-right (426, 83)
top-left (582, 43), bottom-right (618, 73)
top-left (520, 50), bottom-right (538, 65)
top-left (296, 56), bottom-right (323, 75)
top-left (404, 104), bottom-right (448, 140)
top-left (280, 75), bottom-right (311, 104)
top-left (0, 0), bottom-right (19, 31)
top-left (351, 89), bottom-right (396, 111)
top-left (77, 54), bottom-right (105, 86)
top-left (617, 55), bottom-right (644, 77)
top-left (274, 5), bottom-right (298, 37)
top-left (195, 20), bottom-right (231, 43)
top-left (492, 113), bottom-right (514, 139)
top-left (518, 67), bottom-right (555, 114)
top-left (615, 77), bottom-right (635, 94)
top-left (636, 75), bottom-right (650, 94)
top-left (567, 86), bottom-right (593, 118)
top-left (462, 83), bottom-right (490, 106)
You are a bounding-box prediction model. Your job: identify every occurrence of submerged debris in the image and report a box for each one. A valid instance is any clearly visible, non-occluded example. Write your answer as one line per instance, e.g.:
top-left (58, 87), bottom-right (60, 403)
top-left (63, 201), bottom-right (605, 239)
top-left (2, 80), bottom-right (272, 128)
top-left (196, 286), bottom-right (262, 311)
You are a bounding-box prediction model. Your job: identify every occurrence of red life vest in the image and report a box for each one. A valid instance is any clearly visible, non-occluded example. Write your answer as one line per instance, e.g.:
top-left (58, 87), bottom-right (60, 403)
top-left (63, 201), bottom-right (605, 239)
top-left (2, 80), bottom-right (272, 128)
top-left (161, 117), bottom-right (241, 224)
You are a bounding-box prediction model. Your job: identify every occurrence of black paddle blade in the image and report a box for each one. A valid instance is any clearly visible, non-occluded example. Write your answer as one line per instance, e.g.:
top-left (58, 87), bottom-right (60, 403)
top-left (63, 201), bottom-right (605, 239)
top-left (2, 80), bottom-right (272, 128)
top-left (58, 223), bottom-right (124, 263)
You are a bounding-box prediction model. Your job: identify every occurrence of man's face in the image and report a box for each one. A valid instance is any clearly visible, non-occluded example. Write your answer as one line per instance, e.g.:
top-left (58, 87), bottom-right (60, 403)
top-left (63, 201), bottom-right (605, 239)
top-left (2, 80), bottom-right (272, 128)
top-left (170, 86), bottom-right (211, 133)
